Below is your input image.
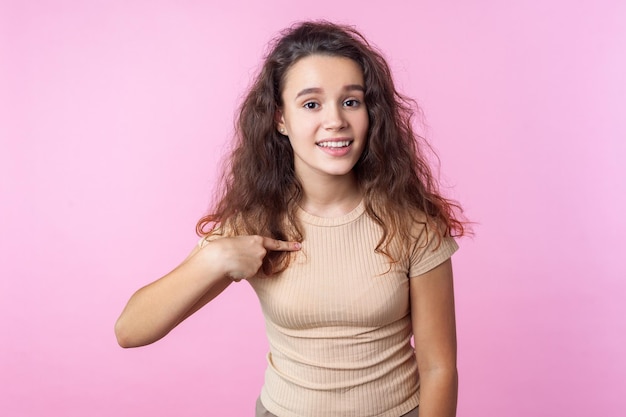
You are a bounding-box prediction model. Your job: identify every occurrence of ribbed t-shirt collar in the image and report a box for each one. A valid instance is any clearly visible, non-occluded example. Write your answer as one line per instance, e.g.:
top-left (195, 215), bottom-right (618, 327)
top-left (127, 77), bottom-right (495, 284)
top-left (297, 200), bottom-right (366, 227)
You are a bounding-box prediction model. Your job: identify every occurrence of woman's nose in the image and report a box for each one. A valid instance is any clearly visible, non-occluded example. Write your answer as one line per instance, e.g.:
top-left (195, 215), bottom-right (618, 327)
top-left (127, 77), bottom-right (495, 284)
top-left (323, 105), bottom-right (346, 130)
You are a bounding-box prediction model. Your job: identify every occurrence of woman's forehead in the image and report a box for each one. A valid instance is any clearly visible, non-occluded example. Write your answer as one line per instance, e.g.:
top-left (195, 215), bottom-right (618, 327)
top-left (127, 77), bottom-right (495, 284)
top-left (281, 55), bottom-right (364, 97)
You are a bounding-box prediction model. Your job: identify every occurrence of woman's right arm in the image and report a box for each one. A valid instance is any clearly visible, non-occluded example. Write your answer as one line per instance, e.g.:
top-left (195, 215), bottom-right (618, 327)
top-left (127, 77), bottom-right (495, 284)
top-left (114, 236), bottom-right (300, 348)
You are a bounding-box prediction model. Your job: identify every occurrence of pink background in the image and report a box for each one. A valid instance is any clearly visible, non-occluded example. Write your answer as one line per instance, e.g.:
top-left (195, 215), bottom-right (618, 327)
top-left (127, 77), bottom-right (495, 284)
top-left (1, 0), bottom-right (625, 416)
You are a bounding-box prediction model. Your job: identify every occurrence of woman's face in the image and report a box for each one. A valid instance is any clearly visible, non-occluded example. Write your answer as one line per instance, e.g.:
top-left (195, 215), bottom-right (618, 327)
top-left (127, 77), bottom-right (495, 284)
top-left (276, 55), bottom-right (369, 182)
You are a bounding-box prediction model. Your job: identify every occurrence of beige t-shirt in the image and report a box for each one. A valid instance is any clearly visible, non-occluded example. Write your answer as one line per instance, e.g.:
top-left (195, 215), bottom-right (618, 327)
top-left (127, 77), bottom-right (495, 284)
top-left (246, 201), bottom-right (458, 417)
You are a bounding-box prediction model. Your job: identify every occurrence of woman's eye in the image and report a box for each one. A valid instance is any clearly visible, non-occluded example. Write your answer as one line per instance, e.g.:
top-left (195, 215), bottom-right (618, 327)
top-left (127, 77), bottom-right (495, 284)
top-left (303, 102), bottom-right (319, 109)
top-left (344, 99), bottom-right (360, 107)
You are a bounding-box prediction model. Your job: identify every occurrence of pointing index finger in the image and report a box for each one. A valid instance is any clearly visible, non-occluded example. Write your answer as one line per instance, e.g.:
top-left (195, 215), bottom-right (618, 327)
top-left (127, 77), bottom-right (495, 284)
top-left (262, 237), bottom-right (302, 252)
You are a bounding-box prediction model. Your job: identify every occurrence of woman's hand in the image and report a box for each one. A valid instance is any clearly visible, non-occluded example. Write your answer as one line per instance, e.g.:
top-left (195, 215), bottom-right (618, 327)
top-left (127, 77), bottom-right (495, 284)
top-left (205, 235), bottom-right (301, 281)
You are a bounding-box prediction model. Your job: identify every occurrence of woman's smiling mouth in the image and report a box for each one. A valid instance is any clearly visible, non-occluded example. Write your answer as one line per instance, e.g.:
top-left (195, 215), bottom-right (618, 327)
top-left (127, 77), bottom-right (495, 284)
top-left (315, 139), bottom-right (354, 156)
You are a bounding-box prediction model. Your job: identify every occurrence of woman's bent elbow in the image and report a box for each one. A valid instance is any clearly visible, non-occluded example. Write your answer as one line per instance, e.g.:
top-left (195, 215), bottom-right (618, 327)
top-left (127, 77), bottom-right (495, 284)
top-left (114, 315), bottom-right (167, 348)
top-left (114, 316), bottom-right (144, 348)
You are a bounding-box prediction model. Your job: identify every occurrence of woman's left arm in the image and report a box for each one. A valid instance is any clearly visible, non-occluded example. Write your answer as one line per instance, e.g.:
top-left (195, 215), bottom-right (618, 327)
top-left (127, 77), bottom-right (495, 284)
top-left (411, 258), bottom-right (458, 417)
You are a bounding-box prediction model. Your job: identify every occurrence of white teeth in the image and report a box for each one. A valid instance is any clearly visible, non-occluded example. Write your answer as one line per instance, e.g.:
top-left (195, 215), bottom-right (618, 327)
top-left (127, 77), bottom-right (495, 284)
top-left (317, 141), bottom-right (351, 148)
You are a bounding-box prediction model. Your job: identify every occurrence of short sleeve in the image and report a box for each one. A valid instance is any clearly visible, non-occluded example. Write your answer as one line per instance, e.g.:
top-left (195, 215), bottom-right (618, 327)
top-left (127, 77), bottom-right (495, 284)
top-left (408, 229), bottom-right (459, 278)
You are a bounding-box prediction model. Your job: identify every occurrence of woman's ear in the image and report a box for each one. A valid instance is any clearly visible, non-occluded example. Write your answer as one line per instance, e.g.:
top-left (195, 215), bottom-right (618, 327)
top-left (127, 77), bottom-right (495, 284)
top-left (275, 109), bottom-right (287, 135)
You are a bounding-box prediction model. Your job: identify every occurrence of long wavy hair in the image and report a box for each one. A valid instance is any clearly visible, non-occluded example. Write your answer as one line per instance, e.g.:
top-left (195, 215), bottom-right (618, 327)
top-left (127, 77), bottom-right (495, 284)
top-left (197, 21), bottom-right (467, 274)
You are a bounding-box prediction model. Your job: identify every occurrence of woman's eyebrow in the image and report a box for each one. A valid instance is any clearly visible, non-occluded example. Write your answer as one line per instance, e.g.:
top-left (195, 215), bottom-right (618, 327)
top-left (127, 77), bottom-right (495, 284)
top-left (295, 84), bottom-right (365, 99)
top-left (295, 87), bottom-right (323, 98)
top-left (344, 84), bottom-right (365, 93)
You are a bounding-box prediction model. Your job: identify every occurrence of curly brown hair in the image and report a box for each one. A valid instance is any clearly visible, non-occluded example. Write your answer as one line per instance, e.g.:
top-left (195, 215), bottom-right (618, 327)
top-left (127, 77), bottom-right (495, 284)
top-left (197, 21), bottom-right (466, 274)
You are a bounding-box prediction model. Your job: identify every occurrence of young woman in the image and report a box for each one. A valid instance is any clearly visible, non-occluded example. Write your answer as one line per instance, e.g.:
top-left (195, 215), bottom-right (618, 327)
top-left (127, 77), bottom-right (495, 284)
top-left (115, 21), bottom-right (466, 417)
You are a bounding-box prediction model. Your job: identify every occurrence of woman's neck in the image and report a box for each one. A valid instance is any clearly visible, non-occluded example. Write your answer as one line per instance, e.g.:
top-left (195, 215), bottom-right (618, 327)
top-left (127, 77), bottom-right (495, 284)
top-left (298, 173), bottom-right (362, 218)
